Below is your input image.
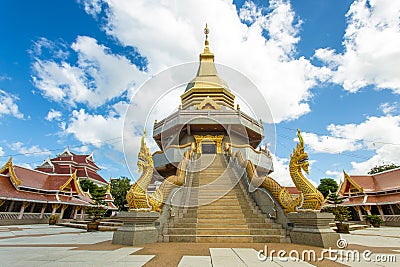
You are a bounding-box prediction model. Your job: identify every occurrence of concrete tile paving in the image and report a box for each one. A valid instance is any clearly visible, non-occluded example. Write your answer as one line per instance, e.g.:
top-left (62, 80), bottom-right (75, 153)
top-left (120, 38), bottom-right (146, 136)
top-left (0, 224), bottom-right (398, 266)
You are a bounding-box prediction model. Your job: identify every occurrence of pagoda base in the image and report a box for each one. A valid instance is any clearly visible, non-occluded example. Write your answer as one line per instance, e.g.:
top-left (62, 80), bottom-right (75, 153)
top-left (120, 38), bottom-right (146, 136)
top-left (288, 211), bottom-right (340, 248)
top-left (112, 211), bottom-right (160, 246)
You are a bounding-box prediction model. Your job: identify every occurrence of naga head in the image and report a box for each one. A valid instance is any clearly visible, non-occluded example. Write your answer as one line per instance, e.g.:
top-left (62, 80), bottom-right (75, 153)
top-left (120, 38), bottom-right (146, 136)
top-left (291, 129), bottom-right (309, 174)
top-left (137, 129), bottom-right (154, 173)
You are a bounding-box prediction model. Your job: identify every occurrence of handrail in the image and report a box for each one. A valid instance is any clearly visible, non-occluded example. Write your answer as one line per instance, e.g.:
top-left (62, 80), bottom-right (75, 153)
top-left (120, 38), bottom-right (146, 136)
top-left (226, 143), bottom-right (271, 158)
top-left (152, 143), bottom-right (193, 156)
top-left (167, 156), bottom-right (195, 216)
top-left (227, 155), bottom-right (277, 219)
top-left (224, 142), bottom-right (302, 213)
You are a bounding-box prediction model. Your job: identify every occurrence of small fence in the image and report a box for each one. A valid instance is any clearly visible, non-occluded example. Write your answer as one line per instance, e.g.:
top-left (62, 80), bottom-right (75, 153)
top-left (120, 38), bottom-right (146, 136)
top-left (0, 212), bottom-right (52, 225)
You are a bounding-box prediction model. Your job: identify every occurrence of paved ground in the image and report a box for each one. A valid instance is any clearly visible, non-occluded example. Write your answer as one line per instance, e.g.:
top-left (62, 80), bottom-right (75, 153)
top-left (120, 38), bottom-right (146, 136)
top-left (0, 224), bottom-right (398, 266)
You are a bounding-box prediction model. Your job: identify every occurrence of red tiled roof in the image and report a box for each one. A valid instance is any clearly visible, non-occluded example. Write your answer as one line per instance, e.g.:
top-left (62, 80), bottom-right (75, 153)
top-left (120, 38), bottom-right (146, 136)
top-left (13, 166), bottom-right (72, 190)
top-left (50, 154), bottom-right (99, 170)
top-left (0, 175), bottom-right (91, 205)
top-left (342, 193), bottom-right (400, 205)
top-left (104, 193), bottom-right (114, 201)
top-left (285, 186), bottom-right (300, 195)
top-left (34, 150), bottom-right (106, 184)
top-left (84, 169), bottom-right (107, 184)
top-left (346, 168), bottom-right (400, 193)
top-left (106, 202), bottom-right (118, 210)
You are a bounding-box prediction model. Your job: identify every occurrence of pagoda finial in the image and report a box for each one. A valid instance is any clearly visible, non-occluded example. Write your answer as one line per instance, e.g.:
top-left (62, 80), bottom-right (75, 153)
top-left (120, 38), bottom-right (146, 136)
top-left (106, 182), bottom-right (111, 194)
top-left (204, 23), bottom-right (209, 46)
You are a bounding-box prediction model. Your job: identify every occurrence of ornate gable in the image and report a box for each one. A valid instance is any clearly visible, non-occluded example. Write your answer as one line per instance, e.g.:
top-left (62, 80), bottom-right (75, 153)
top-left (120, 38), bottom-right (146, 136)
top-left (0, 157), bottom-right (22, 187)
top-left (58, 147), bottom-right (73, 157)
top-left (339, 171), bottom-right (364, 195)
top-left (197, 96), bottom-right (221, 110)
top-left (59, 170), bottom-right (84, 195)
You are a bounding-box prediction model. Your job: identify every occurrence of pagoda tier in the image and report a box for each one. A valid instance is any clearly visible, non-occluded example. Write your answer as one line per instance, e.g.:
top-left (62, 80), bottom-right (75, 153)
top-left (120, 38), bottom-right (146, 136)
top-left (35, 147), bottom-right (107, 187)
top-left (152, 26), bottom-right (272, 176)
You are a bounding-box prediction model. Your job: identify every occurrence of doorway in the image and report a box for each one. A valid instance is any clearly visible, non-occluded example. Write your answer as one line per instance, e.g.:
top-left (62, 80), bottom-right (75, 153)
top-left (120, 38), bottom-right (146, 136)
top-left (202, 143), bottom-right (216, 154)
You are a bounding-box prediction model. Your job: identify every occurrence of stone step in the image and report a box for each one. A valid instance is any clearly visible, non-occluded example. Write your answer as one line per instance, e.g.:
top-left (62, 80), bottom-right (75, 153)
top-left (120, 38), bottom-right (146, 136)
top-left (166, 228), bottom-right (196, 235)
top-left (59, 222), bottom-right (87, 230)
top-left (196, 201), bottom-right (242, 206)
top-left (98, 225), bottom-right (119, 231)
top-left (249, 228), bottom-right (284, 235)
top-left (197, 194), bottom-right (237, 199)
top-left (161, 155), bottom-right (288, 244)
top-left (196, 235), bottom-right (253, 243)
top-left (197, 218), bottom-right (247, 224)
top-left (197, 208), bottom-right (243, 213)
top-left (196, 228), bottom-right (251, 235)
top-left (197, 213), bottom-right (245, 219)
top-left (196, 224), bottom-right (249, 229)
top-left (99, 221), bottom-right (123, 227)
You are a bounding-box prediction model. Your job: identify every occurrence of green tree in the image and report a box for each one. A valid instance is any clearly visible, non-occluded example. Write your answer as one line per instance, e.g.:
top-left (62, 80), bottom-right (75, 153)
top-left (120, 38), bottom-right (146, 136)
top-left (79, 179), bottom-right (97, 193)
top-left (110, 177), bottom-right (131, 211)
top-left (79, 179), bottom-right (107, 221)
top-left (368, 163), bottom-right (400, 174)
top-left (317, 178), bottom-right (338, 198)
top-left (326, 193), bottom-right (351, 222)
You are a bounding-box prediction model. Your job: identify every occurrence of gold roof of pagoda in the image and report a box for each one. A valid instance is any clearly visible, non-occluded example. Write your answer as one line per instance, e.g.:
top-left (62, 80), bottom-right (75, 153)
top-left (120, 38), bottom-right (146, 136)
top-left (181, 24), bottom-right (235, 110)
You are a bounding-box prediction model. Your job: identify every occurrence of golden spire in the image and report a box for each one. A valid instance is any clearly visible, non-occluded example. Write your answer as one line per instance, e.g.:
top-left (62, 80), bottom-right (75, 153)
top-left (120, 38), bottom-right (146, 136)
top-left (204, 23), bottom-right (209, 46)
top-left (106, 182), bottom-right (111, 194)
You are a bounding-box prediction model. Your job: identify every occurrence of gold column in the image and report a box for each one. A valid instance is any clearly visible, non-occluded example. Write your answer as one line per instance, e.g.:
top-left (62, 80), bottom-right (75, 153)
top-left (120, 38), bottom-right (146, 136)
top-left (377, 205), bottom-right (385, 220)
top-left (354, 206), bottom-right (364, 221)
top-left (59, 204), bottom-right (68, 219)
top-left (39, 204), bottom-right (46, 219)
top-left (362, 205), bottom-right (371, 215)
top-left (18, 201), bottom-right (30, 220)
top-left (51, 203), bottom-right (61, 215)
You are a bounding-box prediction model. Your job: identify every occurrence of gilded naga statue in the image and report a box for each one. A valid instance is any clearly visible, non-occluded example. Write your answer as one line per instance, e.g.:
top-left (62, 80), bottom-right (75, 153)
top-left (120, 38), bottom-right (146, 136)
top-left (126, 130), bottom-right (195, 212)
top-left (224, 143), bottom-right (302, 213)
top-left (289, 129), bottom-right (324, 210)
top-left (126, 130), bottom-right (155, 211)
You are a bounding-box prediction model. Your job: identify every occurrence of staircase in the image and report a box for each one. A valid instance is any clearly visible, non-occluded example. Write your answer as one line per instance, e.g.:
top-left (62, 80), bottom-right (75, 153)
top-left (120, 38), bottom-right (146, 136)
top-left (162, 154), bottom-right (289, 243)
top-left (59, 218), bottom-right (123, 231)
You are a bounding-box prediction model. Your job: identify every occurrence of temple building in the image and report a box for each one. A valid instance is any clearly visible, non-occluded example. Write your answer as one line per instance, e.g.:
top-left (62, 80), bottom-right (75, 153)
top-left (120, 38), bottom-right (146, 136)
top-left (0, 149), bottom-right (114, 225)
top-left (338, 169), bottom-right (400, 226)
top-left (36, 147), bottom-right (108, 187)
top-left (152, 25), bottom-right (272, 176)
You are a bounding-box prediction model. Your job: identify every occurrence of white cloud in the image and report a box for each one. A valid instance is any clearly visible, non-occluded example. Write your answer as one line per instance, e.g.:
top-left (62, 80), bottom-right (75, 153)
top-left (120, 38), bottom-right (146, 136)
top-left (73, 145), bottom-right (89, 153)
top-left (66, 107), bottom-right (124, 150)
top-left (77, 0), bottom-right (330, 122)
top-left (268, 155), bottom-right (294, 186)
top-left (314, 0), bottom-right (400, 93)
top-left (32, 36), bottom-right (146, 108)
top-left (325, 170), bottom-right (342, 184)
top-left (45, 108), bottom-right (62, 121)
top-left (301, 132), bottom-right (362, 154)
top-left (78, 0), bottom-right (103, 18)
top-left (306, 115), bottom-right (400, 174)
top-left (17, 163), bottom-right (34, 170)
top-left (9, 142), bottom-right (48, 156)
top-left (0, 89), bottom-right (24, 119)
top-left (0, 146), bottom-right (4, 157)
top-left (380, 102), bottom-right (398, 115)
top-left (0, 74), bottom-right (11, 81)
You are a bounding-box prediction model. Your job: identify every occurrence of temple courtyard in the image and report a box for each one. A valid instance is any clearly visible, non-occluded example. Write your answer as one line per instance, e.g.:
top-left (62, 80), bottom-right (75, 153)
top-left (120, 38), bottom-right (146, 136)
top-left (0, 224), bottom-right (398, 266)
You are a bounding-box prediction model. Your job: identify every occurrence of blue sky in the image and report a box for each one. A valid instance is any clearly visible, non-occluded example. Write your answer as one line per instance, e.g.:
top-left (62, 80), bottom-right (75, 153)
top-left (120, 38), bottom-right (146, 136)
top-left (0, 0), bottom-right (399, 186)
